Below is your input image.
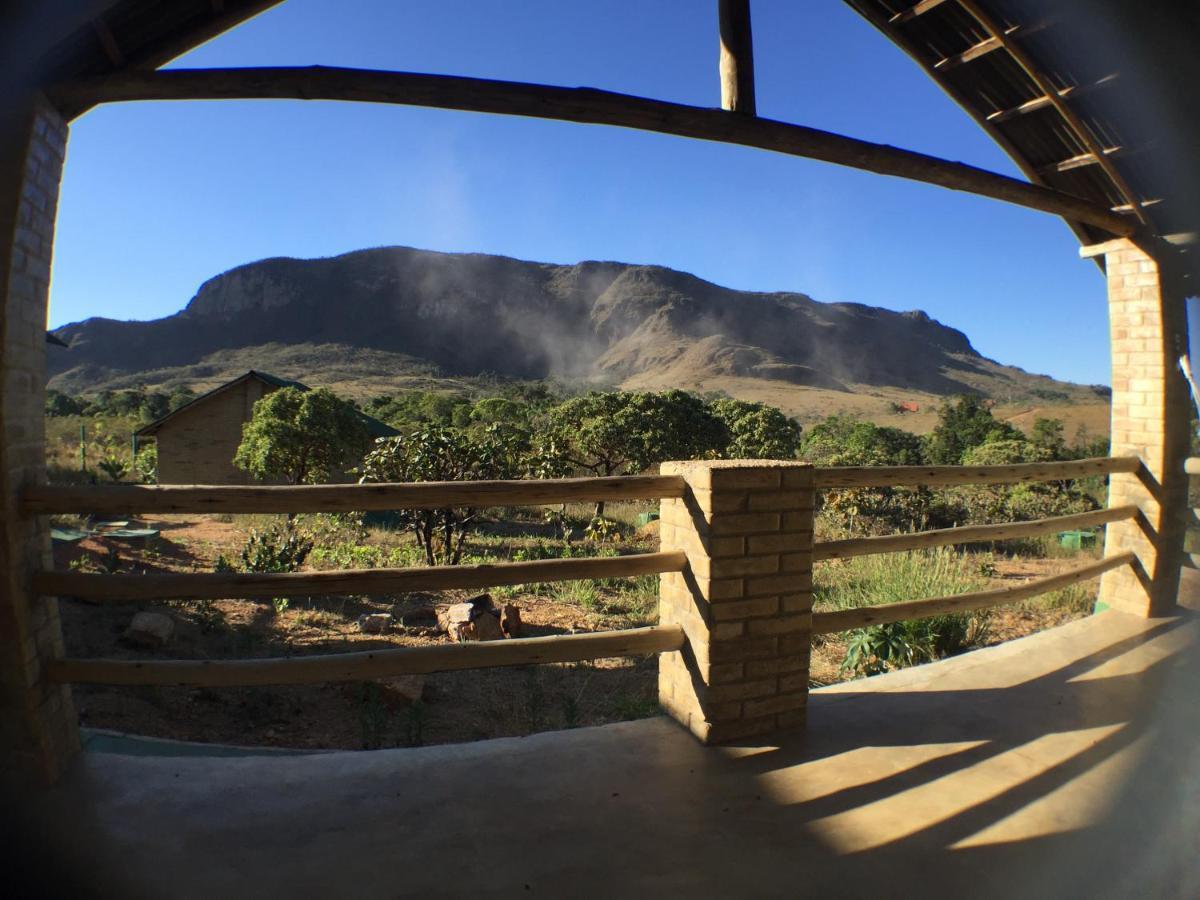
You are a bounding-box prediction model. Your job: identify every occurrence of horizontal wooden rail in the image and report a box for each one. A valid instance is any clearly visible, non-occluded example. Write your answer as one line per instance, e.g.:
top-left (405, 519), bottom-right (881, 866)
top-left (20, 474), bottom-right (686, 516)
top-left (47, 624), bottom-right (685, 687)
top-left (1185, 457), bottom-right (1200, 476)
top-left (811, 552), bottom-right (1134, 635)
top-left (814, 505), bottom-right (1137, 561)
top-left (49, 66), bottom-right (1135, 236)
top-left (813, 456), bottom-right (1138, 490)
top-left (35, 550), bottom-right (687, 602)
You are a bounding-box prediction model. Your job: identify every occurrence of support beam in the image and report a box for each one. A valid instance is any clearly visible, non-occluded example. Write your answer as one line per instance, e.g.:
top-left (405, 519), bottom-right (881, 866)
top-left (1038, 146), bottom-right (1123, 176)
top-left (889, 0), bottom-right (950, 25)
top-left (90, 18), bottom-right (124, 67)
top-left (933, 35), bottom-right (1002, 71)
top-left (718, 0), bottom-right (756, 115)
top-left (50, 67), bottom-right (1136, 236)
top-left (955, 0), bottom-right (1146, 224)
top-left (985, 75), bottom-right (1118, 124)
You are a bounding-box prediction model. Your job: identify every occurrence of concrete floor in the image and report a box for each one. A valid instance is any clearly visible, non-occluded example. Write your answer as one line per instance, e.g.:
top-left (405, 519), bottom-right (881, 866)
top-left (29, 580), bottom-right (1200, 899)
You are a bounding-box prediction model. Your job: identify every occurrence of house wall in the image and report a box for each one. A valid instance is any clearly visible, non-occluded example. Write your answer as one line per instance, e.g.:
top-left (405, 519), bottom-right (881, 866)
top-left (155, 377), bottom-right (273, 484)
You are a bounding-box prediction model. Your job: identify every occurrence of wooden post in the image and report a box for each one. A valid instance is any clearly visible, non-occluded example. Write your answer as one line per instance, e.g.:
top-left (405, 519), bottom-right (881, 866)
top-left (658, 460), bottom-right (813, 743)
top-left (718, 0), bottom-right (756, 115)
top-left (1084, 238), bottom-right (1191, 616)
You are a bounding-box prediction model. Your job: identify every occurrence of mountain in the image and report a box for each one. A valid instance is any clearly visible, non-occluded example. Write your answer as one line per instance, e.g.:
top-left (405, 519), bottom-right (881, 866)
top-left (47, 246), bottom-right (1107, 420)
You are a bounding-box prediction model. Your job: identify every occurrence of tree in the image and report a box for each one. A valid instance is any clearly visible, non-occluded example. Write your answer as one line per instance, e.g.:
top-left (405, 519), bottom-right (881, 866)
top-left (234, 387), bottom-right (371, 484)
top-left (708, 398), bottom-right (802, 459)
top-left (358, 424), bottom-right (524, 565)
top-left (45, 390), bottom-right (86, 416)
top-left (1030, 417), bottom-right (1067, 458)
top-left (923, 396), bottom-right (1021, 464)
top-left (955, 439), bottom-right (1097, 523)
top-left (540, 390), bottom-right (729, 516)
top-left (799, 416), bottom-right (952, 534)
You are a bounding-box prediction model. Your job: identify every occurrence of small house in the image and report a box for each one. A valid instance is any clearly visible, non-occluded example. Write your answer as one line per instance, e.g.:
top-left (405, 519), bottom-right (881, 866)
top-left (136, 370), bottom-right (397, 484)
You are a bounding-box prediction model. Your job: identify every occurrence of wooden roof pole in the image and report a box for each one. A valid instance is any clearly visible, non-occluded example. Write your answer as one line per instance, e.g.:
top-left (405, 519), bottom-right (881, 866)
top-left (954, 0), bottom-right (1148, 224)
top-left (51, 67), bottom-right (1136, 236)
top-left (718, 0), bottom-right (756, 115)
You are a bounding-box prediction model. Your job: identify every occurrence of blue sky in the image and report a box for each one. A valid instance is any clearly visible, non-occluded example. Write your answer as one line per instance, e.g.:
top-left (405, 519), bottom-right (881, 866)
top-left (49, 0), bottom-right (1113, 385)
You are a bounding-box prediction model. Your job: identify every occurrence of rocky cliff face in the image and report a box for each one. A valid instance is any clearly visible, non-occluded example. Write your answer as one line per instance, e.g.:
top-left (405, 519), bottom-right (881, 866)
top-left (48, 245), bottom-right (1090, 400)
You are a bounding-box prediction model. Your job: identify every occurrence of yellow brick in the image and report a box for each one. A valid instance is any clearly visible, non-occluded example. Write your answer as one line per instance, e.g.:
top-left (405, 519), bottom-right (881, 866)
top-left (706, 678), bottom-right (778, 703)
top-left (747, 491), bottom-right (815, 511)
top-left (710, 512), bottom-right (780, 535)
top-left (747, 615), bottom-right (809, 636)
top-left (744, 573), bottom-right (812, 597)
top-left (745, 654), bottom-right (809, 677)
top-left (710, 596), bottom-right (780, 621)
top-left (743, 692), bottom-right (807, 717)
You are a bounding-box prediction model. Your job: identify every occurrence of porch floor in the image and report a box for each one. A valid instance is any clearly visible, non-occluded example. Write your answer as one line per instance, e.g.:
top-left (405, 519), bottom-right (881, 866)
top-left (44, 575), bottom-right (1200, 899)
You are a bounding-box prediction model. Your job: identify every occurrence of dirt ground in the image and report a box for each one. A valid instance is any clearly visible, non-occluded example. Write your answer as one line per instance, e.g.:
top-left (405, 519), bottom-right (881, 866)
top-left (55, 515), bottom-right (1095, 751)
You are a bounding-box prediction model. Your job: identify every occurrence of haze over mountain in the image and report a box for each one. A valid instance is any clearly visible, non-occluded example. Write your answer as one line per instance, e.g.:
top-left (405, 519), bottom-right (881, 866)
top-left (48, 246), bottom-right (1105, 416)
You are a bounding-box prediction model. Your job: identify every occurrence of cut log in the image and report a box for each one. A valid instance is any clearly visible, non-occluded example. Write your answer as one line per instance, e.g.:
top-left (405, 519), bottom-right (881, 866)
top-left (437, 594), bottom-right (504, 642)
top-left (500, 603), bottom-right (522, 638)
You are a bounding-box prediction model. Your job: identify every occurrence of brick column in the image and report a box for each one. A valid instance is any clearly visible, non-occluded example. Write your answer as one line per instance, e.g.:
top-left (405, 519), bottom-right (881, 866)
top-left (658, 460), bottom-right (813, 743)
top-left (1085, 238), bottom-right (1190, 617)
top-left (0, 93), bottom-right (78, 783)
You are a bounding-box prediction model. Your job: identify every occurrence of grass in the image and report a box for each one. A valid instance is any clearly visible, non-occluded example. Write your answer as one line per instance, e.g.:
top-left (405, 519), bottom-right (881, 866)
top-left (814, 546), bottom-right (989, 612)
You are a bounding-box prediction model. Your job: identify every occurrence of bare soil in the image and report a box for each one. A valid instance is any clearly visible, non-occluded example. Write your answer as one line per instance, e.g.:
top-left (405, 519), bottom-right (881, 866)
top-left (56, 515), bottom-right (1093, 751)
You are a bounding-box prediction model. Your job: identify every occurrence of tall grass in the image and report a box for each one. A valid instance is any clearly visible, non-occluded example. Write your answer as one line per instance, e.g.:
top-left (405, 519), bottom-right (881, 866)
top-left (814, 546), bottom-right (988, 611)
top-left (816, 548), bottom-right (992, 677)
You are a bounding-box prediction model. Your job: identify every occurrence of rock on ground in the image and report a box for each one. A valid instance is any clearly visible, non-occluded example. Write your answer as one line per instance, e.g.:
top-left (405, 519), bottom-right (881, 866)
top-left (357, 613), bottom-right (394, 634)
top-left (123, 611), bottom-right (174, 648)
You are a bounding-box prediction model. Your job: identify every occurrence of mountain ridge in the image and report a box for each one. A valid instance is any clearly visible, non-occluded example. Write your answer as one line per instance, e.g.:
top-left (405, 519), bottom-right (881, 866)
top-left (48, 245), bottom-right (1105, 410)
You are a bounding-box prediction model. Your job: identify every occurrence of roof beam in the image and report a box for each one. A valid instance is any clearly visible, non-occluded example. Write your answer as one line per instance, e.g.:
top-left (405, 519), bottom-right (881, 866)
top-left (1038, 146), bottom-right (1124, 176)
top-left (90, 17), bottom-right (124, 67)
top-left (933, 34), bottom-right (1002, 70)
top-left (50, 66), bottom-right (1136, 236)
top-left (890, 0), bottom-right (951, 25)
top-left (718, 0), bottom-right (756, 115)
top-left (985, 75), bottom-right (1118, 123)
top-left (955, 0), bottom-right (1146, 223)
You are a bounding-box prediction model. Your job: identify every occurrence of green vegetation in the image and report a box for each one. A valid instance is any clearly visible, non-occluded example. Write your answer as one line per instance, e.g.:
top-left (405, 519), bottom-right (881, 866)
top-left (235, 387), bottom-right (371, 484)
top-left (815, 548), bottom-right (992, 676)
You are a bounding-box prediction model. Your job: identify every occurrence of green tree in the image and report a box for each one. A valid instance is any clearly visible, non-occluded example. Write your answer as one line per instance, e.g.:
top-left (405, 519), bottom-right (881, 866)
top-left (234, 387), bottom-right (371, 485)
top-left (800, 416), bottom-right (954, 534)
top-left (358, 424), bottom-right (524, 565)
top-left (923, 396), bottom-right (1021, 464)
top-left (540, 390), bottom-right (729, 516)
top-left (1030, 417), bottom-right (1067, 458)
top-left (45, 390), bottom-right (86, 416)
top-left (708, 398), bottom-right (802, 459)
top-left (955, 439), bottom-right (1097, 523)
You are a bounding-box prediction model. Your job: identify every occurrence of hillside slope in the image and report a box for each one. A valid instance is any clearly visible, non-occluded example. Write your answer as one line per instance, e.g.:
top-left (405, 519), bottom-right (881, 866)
top-left (49, 246), bottom-right (1106, 417)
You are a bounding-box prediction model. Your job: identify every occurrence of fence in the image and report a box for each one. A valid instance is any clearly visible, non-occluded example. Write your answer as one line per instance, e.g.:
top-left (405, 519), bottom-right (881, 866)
top-left (23, 455), bottom-right (1141, 744)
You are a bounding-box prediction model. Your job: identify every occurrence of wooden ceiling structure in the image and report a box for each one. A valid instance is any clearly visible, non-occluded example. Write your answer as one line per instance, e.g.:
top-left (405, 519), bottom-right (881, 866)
top-left (6, 0), bottom-right (1200, 287)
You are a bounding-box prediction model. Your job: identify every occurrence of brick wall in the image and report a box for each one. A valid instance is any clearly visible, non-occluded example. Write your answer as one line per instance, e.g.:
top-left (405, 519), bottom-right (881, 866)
top-left (1093, 238), bottom-right (1190, 616)
top-left (658, 459), bottom-right (813, 743)
top-left (0, 94), bottom-right (78, 783)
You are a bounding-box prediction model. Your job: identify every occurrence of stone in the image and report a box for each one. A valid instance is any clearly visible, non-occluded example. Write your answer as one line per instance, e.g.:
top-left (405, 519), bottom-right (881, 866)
top-left (375, 674), bottom-right (425, 708)
top-left (123, 612), bottom-right (174, 648)
top-left (357, 613), bottom-right (394, 634)
top-left (437, 594), bottom-right (504, 642)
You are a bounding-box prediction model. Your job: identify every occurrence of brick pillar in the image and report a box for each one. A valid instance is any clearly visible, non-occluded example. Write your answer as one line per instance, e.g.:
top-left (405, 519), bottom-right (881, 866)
top-left (0, 93), bottom-right (79, 783)
top-left (658, 460), bottom-right (813, 743)
top-left (1085, 238), bottom-right (1190, 617)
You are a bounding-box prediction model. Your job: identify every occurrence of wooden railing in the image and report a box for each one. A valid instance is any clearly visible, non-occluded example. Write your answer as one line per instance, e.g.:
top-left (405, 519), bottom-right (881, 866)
top-left (28, 455), bottom-right (1140, 693)
top-left (26, 475), bottom-right (688, 687)
top-left (809, 455), bottom-right (1139, 634)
